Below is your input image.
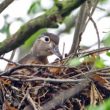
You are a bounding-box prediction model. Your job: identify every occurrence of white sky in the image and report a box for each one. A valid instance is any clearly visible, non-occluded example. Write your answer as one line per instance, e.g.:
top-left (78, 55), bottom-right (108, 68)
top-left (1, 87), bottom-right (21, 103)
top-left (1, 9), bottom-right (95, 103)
top-left (0, 0), bottom-right (110, 70)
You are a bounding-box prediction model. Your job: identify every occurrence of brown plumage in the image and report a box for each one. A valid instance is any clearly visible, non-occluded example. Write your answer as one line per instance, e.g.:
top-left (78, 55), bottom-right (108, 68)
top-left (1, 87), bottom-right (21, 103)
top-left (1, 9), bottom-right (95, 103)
top-left (18, 32), bottom-right (62, 64)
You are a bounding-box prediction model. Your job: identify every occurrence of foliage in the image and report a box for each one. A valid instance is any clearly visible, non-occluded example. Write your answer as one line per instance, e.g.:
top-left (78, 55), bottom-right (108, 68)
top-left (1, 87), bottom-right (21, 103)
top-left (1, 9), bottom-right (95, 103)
top-left (27, 0), bottom-right (42, 16)
top-left (94, 57), bottom-right (105, 68)
top-left (102, 33), bottom-right (110, 46)
top-left (99, 0), bottom-right (108, 4)
top-left (106, 51), bottom-right (110, 56)
top-left (67, 57), bottom-right (81, 67)
top-left (0, 15), bottom-right (10, 36)
top-left (87, 99), bottom-right (110, 110)
top-left (22, 29), bottom-right (47, 48)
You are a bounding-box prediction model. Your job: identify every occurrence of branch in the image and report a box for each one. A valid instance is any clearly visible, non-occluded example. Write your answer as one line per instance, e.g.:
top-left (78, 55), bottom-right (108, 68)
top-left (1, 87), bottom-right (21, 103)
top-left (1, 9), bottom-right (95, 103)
top-left (69, 0), bottom-right (99, 55)
top-left (41, 80), bottom-right (90, 110)
top-left (0, 64), bottom-right (69, 76)
top-left (66, 47), bottom-right (110, 63)
top-left (2, 65), bottom-right (110, 83)
top-left (0, 56), bottom-right (20, 66)
top-left (0, 0), bottom-right (87, 55)
top-left (0, 0), bottom-right (14, 13)
top-left (2, 75), bottom-right (85, 83)
top-left (89, 16), bottom-right (100, 51)
top-left (69, 2), bottom-right (88, 55)
top-left (79, 47), bottom-right (110, 57)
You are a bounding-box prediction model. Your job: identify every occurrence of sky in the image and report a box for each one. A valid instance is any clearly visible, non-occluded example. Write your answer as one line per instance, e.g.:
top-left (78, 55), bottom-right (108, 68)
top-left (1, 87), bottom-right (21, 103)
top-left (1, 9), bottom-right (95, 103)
top-left (0, 0), bottom-right (110, 70)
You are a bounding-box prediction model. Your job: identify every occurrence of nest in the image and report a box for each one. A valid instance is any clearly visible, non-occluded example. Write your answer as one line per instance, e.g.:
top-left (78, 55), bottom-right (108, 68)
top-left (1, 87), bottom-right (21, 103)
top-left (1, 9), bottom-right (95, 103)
top-left (0, 52), bottom-right (110, 110)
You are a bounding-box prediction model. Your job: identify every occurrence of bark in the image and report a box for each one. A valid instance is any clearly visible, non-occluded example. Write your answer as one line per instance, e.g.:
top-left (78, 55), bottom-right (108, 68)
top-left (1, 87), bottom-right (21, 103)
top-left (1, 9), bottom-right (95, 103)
top-left (0, 0), bottom-right (14, 13)
top-left (69, 0), bottom-right (99, 55)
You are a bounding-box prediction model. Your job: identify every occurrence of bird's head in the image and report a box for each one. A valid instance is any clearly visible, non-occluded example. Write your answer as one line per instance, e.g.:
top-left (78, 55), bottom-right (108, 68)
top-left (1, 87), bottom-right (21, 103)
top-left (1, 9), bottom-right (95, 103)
top-left (31, 32), bottom-right (62, 59)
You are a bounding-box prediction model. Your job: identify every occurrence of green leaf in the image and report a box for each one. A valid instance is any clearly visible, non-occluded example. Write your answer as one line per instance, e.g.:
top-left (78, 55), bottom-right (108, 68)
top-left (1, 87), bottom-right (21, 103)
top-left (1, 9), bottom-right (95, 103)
top-left (66, 57), bottom-right (81, 67)
top-left (94, 57), bottom-right (105, 69)
top-left (106, 51), bottom-right (110, 57)
top-left (104, 99), bottom-right (110, 110)
top-left (99, 0), bottom-right (108, 4)
top-left (0, 22), bottom-right (10, 36)
top-left (22, 29), bottom-right (47, 48)
top-left (102, 34), bottom-right (110, 46)
top-left (87, 99), bottom-right (110, 110)
top-left (28, 1), bottom-right (42, 15)
top-left (0, 15), bottom-right (10, 36)
top-left (19, 29), bottom-right (47, 58)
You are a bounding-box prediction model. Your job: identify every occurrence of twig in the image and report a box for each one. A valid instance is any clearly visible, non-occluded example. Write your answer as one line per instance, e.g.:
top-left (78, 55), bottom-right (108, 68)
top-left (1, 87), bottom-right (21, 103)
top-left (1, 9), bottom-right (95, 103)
top-left (83, 67), bottom-right (110, 78)
top-left (0, 56), bottom-right (20, 66)
top-left (9, 49), bottom-right (16, 61)
top-left (89, 15), bottom-right (100, 52)
top-left (69, 0), bottom-right (99, 55)
top-left (0, 64), bottom-right (73, 76)
top-left (64, 46), bottom-right (110, 63)
top-left (27, 94), bottom-right (38, 110)
top-left (97, 73), bottom-right (110, 76)
top-left (63, 46), bottom-right (110, 65)
top-left (18, 88), bottom-right (29, 109)
top-left (5, 49), bottom-right (17, 70)
top-left (69, 2), bottom-right (88, 55)
top-left (0, 0), bottom-right (14, 13)
top-left (2, 66), bottom-right (110, 83)
top-left (83, 0), bottom-right (99, 31)
top-left (2, 75), bottom-right (85, 83)
top-left (62, 42), bottom-right (65, 58)
top-left (78, 47), bottom-right (110, 57)
top-left (19, 87), bottom-right (38, 110)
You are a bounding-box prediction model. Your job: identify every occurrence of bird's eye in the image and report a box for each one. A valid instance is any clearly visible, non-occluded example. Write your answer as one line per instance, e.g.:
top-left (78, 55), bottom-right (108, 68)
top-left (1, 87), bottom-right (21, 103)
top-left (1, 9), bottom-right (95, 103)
top-left (43, 36), bottom-right (50, 43)
top-left (40, 36), bottom-right (50, 43)
top-left (45, 37), bottom-right (49, 42)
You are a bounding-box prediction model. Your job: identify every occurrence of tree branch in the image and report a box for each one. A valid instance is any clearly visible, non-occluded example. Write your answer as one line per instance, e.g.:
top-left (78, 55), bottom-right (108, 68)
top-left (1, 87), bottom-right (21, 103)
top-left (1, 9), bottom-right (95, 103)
top-left (0, 0), bottom-right (14, 13)
top-left (69, 0), bottom-right (99, 55)
top-left (2, 75), bottom-right (85, 83)
top-left (41, 80), bottom-right (90, 110)
top-left (69, 2), bottom-right (87, 55)
top-left (0, 0), bottom-right (87, 55)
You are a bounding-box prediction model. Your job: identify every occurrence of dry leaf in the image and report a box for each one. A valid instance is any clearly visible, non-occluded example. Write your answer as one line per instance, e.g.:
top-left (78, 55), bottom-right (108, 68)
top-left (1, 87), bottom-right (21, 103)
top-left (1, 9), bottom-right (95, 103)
top-left (3, 100), bottom-right (17, 110)
top-left (48, 61), bottom-right (64, 75)
top-left (90, 83), bottom-right (103, 105)
top-left (0, 77), bottom-right (11, 86)
top-left (5, 63), bottom-right (16, 70)
top-left (91, 74), bottom-right (110, 91)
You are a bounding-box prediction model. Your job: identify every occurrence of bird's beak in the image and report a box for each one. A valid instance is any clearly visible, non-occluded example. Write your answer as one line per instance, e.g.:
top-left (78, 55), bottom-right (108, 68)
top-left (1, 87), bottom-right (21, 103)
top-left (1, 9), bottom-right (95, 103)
top-left (51, 45), bottom-right (62, 59)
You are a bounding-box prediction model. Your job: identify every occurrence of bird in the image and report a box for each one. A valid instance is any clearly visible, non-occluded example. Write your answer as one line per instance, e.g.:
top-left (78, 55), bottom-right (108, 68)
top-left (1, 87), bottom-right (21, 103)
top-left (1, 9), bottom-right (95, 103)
top-left (19, 32), bottom-right (62, 110)
top-left (6, 32), bottom-right (62, 74)
top-left (18, 32), bottom-right (62, 65)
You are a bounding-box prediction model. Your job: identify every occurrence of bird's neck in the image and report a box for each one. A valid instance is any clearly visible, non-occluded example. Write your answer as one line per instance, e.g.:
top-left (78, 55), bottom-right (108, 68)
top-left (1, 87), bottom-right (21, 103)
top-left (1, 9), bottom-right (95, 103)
top-left (35, 56), bottom-right (48, 64)
top-left (18, 53), bottom-right (48, 64)
top-left (31, 51), bottom-right (48, 64)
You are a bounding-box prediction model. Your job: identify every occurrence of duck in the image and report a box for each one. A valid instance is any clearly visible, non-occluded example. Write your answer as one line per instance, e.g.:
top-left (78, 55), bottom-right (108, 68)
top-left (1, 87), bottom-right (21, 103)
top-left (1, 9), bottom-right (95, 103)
top-left (19, 32), bottom-right (62, 64)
